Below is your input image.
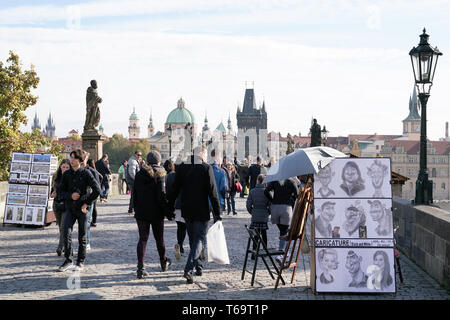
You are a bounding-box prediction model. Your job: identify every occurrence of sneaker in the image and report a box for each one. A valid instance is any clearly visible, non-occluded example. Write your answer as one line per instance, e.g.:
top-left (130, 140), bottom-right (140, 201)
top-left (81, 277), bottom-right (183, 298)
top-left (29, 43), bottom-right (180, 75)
top-left (195, 267), bottom-right (203, 276)
top-left (86, 244), bottom-right (91, 251)
top-left (200, 248), bottom-right (206, 261)
top-left (183, 271), bottom-right (194, 284)
top-left (58, 260), bottom-right (72, 272)
top-left (161, 258), bottom-right (172, 272)
top-left (75, 262), bottom-right (84, 271)
top-left (137, 269), bottom-right (149, 279)
top-left (175, 244), bottom-right (181, 260)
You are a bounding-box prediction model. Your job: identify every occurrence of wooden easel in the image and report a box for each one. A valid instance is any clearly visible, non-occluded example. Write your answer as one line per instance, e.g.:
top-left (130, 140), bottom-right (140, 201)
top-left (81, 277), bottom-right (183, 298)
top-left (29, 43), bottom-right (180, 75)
top-left (274, 180), bottom-right (313, 290)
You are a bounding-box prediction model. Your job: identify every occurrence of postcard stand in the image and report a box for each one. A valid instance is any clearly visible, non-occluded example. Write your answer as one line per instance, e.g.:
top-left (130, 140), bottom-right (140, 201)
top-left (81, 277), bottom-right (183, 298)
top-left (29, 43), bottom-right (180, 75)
top-left (3, 152), bottom-right (57, 227)
top-left (274, 180), bottom-right (313, 290)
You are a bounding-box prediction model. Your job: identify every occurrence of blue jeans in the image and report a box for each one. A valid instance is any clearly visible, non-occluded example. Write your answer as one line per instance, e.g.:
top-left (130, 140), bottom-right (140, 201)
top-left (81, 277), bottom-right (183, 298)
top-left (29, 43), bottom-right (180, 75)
top-left (226, 190), bottom-right (236, 213)
top-left (63, 209), bottom-right (88, 263)
top-left (101, 178), bottom-right (110, 199)
top-left (184, 219), bottom-right (209, 273)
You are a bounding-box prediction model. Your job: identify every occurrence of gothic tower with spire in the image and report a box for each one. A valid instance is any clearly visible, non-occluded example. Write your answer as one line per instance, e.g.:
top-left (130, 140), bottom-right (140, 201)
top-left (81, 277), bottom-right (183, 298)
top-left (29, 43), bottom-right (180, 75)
top-left (148, 111), bottom-right (154, 138)
top-left (236, 84), bottom-right (268, 161)
top-left (402, 86), bottom-right (421, 141)
top-left (43, 112), bottom-right (56, 138)
top-left (31, 111), bottom-right (41, 131)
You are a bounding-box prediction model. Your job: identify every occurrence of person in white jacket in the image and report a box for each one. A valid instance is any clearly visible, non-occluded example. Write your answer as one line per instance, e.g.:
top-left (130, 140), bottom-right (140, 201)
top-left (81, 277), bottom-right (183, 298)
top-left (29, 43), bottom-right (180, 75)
top-left (126, 150), bottom-right (142, 214)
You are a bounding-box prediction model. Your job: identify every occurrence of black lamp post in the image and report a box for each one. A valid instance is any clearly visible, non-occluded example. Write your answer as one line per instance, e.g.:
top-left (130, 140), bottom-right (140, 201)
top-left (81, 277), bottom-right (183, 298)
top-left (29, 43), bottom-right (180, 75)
top-left (409, 28), bottom-right (442, 205)
top-left (321, 125), bottom-right (329, 146)
top-left (185, 122), bottom-right (194, 155)
top-left (167, 124), bottom-right (172, 158)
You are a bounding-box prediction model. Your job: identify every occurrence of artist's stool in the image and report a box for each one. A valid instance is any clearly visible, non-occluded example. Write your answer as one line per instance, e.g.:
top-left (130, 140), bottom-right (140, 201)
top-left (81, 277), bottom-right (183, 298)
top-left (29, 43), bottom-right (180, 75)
top-left (241, 224), bottom-right (286, 286)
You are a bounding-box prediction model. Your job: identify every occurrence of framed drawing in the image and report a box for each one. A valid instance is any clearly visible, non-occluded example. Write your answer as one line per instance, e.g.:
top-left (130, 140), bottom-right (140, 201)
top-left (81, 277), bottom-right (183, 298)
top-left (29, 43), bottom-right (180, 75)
top-left (10, 162), bottom-right (31, 174)
top-left (24, 206), bottom-right (35, 224)
top-left (314, 158), bottom-right (392, 199)
top-left (315, 247), bottom-right (395, 293)
top-left (27, 195), bottom-right (48, 207)
top-left (38, 174), bottom-right (50, 184)
top-left (6, 193), bottom-right (27, 206)
top-left (4, 205), bottom-right (16, 223)
top-left (35, 207), bottom-right (46, 225)
top-left (9, 173), bottom-right (19, 183)
top-left (8, 184), bottom-right (28, 195)
top-left (32, 154), bottom-right (52, 164)
top-left (28, 185), bottom-right (49, 197)
top-left (31, 164), bottom-right (50, 175)
top-left (12, 152), bottom-right (32, 163)
top-left (29, 174), bottom-right (40, 184)
top-left (314, 198), bottom-right (393, 239)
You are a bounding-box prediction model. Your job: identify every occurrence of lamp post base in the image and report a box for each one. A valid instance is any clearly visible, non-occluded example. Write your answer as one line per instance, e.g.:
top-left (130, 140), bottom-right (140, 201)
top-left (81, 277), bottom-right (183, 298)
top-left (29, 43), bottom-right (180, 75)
top-left (415, 177), bottom-right (433, 205)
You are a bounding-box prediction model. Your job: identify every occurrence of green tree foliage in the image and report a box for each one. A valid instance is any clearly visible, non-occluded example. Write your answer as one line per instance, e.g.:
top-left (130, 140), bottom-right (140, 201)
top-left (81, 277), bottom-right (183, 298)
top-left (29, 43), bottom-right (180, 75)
top-left (286, 133), bottom-right (295, 155)
top-left (0, 51), bottom-right (61, 180)
top-left (104, 134), bottom-right (150, 172)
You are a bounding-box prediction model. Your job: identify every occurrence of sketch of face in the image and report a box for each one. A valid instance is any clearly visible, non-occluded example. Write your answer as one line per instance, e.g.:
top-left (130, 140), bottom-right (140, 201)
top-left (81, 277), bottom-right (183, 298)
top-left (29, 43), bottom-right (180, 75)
top-left (345, 253), bottom-right (362, 274)
top-left (318, 167), bottom-right (333, 187)
top-left (373, 253), bottom-right (386, 271)
top-left (344, 166), bottom-right (359, 184)
top-left (322, 253), bottom-right (338, 271)
top-left (369, 201), bottom-right (384, 221)
top-left (368, 164), bottom-right (385, 188)
top-left (345, 208), bottom-right (362, 230)
top-left (321, 203), bottom-right (336, 222)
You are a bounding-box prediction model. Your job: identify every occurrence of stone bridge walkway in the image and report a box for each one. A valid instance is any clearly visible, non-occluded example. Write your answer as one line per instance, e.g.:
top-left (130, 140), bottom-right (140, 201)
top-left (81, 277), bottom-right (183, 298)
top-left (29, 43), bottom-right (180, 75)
top-left (0, 195), bottom-right (448, 300)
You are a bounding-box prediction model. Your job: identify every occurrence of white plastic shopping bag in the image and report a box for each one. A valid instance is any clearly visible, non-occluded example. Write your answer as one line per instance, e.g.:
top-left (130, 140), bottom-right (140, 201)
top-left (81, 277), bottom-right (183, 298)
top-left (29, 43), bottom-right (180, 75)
top-left (206, 221), bottom-right (230, 264)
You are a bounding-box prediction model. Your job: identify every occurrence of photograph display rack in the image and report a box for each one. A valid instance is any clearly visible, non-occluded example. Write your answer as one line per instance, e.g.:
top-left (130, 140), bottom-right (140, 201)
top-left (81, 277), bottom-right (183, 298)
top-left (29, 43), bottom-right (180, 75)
top-left (3, 152), bottom-right (57, 227)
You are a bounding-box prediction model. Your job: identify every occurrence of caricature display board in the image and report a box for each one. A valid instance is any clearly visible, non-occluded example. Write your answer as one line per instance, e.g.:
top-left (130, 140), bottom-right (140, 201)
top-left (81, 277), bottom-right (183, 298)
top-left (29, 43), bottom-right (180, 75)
top-left (313, 158), bottom-right (395, 293)
top-left (3, 152), bottom-right (57, 226)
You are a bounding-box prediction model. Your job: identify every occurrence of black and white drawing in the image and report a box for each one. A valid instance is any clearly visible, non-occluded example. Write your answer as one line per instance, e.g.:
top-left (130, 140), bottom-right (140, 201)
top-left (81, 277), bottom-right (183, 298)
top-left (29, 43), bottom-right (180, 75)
top-left (8, 184), bottom-right (28, 195)
top-left (31, 164), bottom-right (51, 175)
top-left (27, 195), bottom-right (48, 207)
top-left (315, 201), bottom-right (336, 238)
top-left (367, 200), bottom-right (393, 237)
top-left (7, 193), bottom-right (27, 206)
top-left (342, 201), bottom-right (366, 238)
top-left (16, 206), bottom-right (24, 222)
top-left (10, 162), bottom-right (31, 174)
top-left (12, 152), bottom-right (32, 163)
top-left (9, 173), bottom-right (19, 183)
top-left (29, 174), bottom-right (40, 184)
top-left (345, 250), bottom-right (368, 288)
top-left (4, 205), bottom-right (14, 222)
top-left (25, 207), bottom-right (34, 222)
top-left (367, 160), bottom-right (389, 198)
top-left (19, 173), bottom-right (30, 183)
top-left (28, 185), bottom-right (49, 196)
top-left (340, 161), bottom-right (365, 197)
top-left (314, 158), bottom-right (392, 199)
top-left (38, 174), bottom-right (50, 184)
top-left (315, 247), bottom-right (395, 293)
top-left (317, 248), bottom-right (339, 285)
top-left (316, 165), bottom-right (335, 198)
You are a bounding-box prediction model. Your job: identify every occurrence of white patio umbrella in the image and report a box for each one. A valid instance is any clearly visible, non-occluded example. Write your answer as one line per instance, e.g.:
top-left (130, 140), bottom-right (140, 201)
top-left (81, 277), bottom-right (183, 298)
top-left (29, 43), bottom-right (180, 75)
top-left (263, 146), bottom-right (347, 184)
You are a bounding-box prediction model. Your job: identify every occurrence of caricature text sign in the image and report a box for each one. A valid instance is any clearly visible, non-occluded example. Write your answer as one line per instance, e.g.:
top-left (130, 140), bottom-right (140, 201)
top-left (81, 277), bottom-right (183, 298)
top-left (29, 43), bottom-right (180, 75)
top-left (313, 158), bottom-right (395, 293)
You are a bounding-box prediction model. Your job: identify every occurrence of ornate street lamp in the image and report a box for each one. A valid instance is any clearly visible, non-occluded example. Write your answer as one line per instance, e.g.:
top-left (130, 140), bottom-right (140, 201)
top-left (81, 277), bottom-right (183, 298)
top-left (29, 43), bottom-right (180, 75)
top-left (409, 28), bottom-right (443, 205)
top-left (167, 124), bottom-right (172, 158)
top-left (321, 125), bottom-right (329, 146)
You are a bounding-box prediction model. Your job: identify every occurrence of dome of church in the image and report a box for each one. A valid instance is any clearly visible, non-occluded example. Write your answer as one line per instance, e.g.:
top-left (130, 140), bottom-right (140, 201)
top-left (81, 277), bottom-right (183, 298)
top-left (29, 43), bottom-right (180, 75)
top-left (165, 98), bottom-right (195, 124)
top-left (129, 108), bottom-right (138, 120)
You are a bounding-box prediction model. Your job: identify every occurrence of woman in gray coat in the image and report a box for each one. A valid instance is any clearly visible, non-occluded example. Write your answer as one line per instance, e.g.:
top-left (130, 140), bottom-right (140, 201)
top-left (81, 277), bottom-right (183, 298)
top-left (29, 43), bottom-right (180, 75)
top-left (246, 174), bottom-right (270, 252)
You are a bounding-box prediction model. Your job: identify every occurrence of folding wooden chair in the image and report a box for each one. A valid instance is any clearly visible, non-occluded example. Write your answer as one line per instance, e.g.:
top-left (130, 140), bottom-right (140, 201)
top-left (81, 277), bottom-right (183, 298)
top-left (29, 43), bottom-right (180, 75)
top-left (241, 224), bottom-right (286, 286)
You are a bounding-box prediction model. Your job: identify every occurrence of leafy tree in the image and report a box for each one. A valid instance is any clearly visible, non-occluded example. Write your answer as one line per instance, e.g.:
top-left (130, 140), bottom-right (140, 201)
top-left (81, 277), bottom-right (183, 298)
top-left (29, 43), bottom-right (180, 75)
top-left (0, 51), bottom-right (61, 180)
top-left (286, 133), bottom-right (295, 155)
top-left (104, 135), bottom-right (150, 172)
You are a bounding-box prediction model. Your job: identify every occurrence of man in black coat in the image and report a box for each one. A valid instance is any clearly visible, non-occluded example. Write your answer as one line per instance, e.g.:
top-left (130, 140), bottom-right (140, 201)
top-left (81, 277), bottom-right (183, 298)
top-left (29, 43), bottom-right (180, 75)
top-left (95, 154), bottom-right (111, 202)
top-left (247, 156), bottom-right (267, 190)
top-left (58, 149), bottom-right (101, 272)
top-left (168, 146), bottom-right (221, 284)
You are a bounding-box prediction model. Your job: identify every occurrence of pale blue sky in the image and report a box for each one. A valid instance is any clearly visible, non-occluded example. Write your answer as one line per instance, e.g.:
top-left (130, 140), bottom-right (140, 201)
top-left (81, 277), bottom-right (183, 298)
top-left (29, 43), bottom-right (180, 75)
top-left (1, 0), bottom-right (449, 140)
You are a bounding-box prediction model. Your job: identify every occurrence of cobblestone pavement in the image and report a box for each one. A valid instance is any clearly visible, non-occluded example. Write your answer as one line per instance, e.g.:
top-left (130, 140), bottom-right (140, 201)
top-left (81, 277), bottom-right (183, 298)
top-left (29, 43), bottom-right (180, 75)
top-left (0, 195), bottom-right (448, 300)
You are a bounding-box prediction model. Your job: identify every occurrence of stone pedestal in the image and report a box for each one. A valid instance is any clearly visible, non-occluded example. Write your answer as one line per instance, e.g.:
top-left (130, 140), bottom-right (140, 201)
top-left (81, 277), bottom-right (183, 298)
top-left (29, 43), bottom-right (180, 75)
top-left (82, 130), bottom-right (106, 162)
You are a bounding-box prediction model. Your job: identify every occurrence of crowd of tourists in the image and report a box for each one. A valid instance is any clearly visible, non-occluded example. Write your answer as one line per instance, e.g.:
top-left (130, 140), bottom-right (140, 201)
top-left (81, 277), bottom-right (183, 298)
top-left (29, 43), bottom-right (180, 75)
top-left (51, 147), bottom-right (304, 284)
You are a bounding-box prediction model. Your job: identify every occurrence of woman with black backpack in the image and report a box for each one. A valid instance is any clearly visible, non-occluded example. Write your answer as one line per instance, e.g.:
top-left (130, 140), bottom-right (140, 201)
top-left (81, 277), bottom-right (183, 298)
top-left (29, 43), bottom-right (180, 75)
top-left (50, 159), bottom-right (71, 256)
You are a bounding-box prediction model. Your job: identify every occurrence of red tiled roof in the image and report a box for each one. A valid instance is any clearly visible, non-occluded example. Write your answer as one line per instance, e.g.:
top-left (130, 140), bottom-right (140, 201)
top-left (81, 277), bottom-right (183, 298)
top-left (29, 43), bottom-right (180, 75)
top-left (386, 140), bottom-right (450, 155)
top-left (348, 134), bottom-right (402, 142)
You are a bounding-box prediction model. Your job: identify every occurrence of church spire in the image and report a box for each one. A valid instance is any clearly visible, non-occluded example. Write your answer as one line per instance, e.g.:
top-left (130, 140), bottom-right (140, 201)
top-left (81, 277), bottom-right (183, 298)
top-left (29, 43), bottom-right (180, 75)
top-left (227, 112), bottom-right (232, 131)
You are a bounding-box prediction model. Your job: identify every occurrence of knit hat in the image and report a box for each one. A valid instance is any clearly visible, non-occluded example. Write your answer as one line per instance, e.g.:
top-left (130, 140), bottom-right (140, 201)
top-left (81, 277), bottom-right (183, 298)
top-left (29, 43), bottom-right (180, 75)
top-left (146, 150), bottom-right (161, 165)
